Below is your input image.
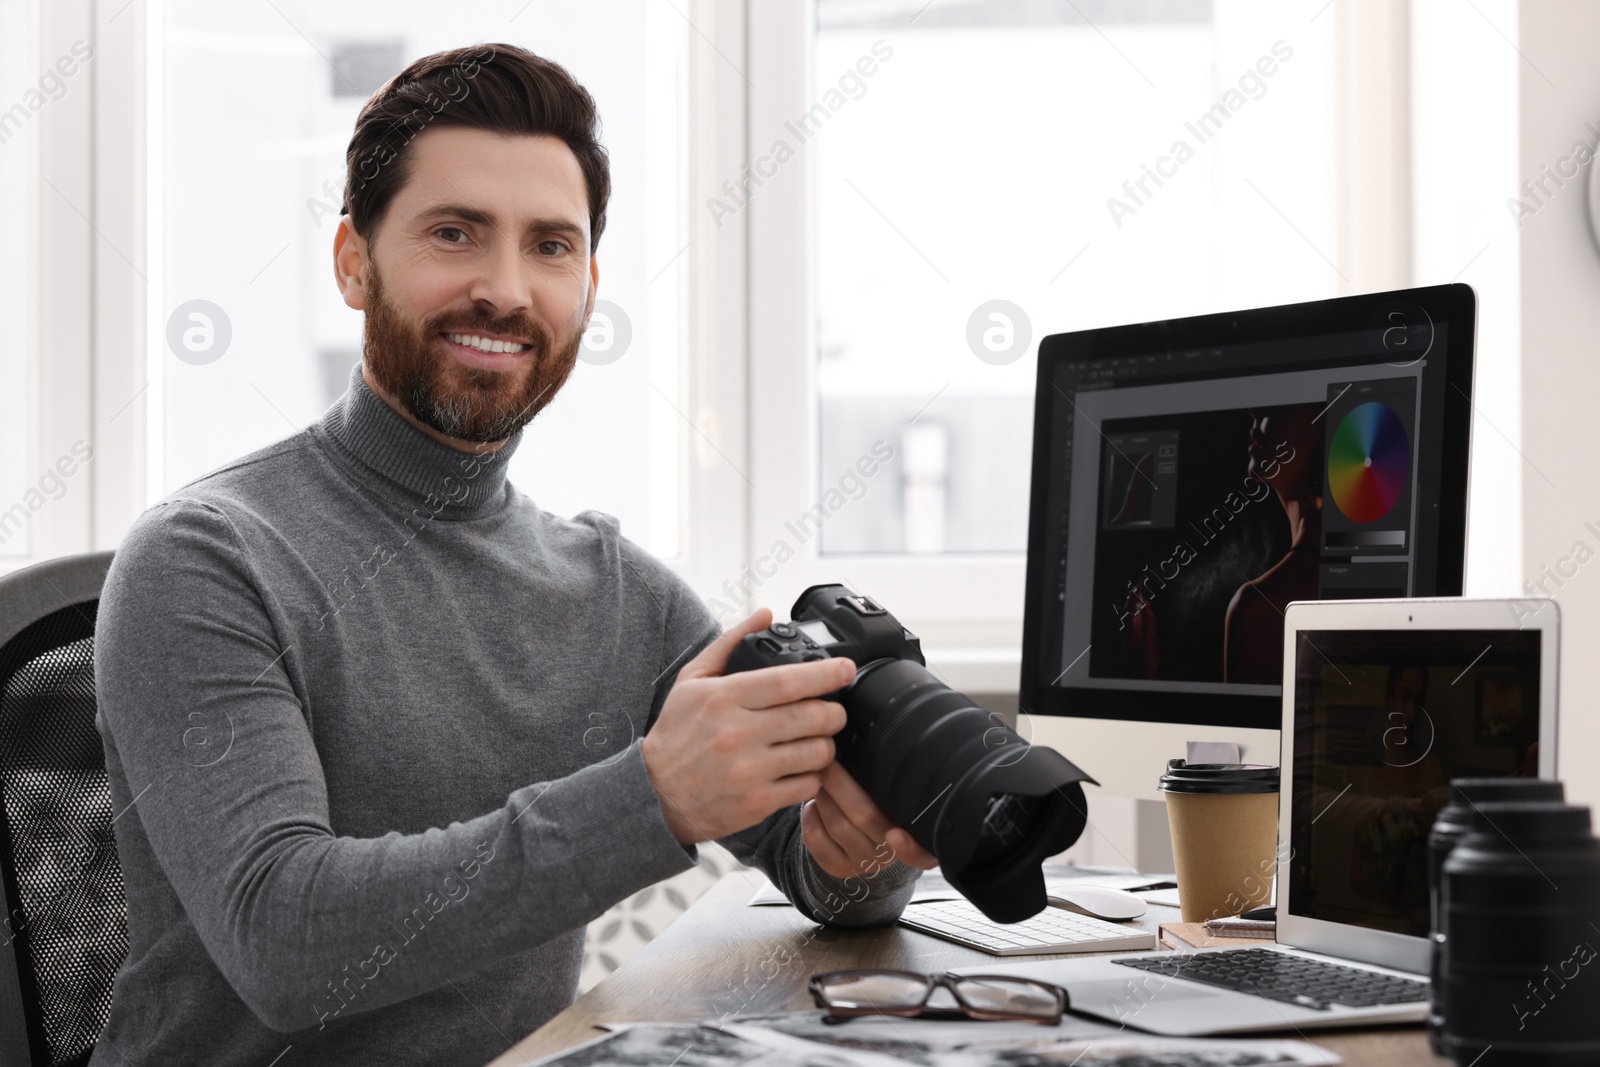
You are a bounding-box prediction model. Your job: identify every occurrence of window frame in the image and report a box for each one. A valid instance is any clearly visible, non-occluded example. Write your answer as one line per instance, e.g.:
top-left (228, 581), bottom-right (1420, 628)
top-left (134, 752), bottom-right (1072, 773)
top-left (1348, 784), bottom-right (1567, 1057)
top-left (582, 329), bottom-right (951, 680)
top-left (675, 0), bottom-right (752, 601)
top-left (745, 0), bottom-right (1027, 688)
top-left (1, 0), bottom-right (105, 578)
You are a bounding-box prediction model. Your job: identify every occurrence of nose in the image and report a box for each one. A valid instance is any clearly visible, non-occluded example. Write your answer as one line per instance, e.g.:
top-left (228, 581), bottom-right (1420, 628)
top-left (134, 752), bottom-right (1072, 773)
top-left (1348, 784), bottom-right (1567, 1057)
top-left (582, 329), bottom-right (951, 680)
top-left (465, 237), bottom-right (534, 320)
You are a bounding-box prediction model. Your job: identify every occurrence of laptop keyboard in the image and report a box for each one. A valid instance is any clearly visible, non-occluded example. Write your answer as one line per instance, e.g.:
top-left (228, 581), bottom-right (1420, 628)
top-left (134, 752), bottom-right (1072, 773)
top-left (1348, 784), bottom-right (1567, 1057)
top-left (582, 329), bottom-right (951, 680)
top-left (1113, 948), bottom-right (1429, 1010)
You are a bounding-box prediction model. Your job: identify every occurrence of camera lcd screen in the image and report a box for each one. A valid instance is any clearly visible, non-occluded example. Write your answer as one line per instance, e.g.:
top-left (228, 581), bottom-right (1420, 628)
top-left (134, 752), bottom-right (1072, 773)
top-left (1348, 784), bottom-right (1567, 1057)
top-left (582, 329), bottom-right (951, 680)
top-left (1286, 627), bottom-right (1542, 939)
top-left (797, 620), bottom-right (839, 646)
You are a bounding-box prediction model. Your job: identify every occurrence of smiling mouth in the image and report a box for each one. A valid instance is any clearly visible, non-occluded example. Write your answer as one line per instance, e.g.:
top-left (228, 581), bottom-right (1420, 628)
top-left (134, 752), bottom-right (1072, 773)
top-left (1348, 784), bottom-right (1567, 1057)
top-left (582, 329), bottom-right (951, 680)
top-left (439, 331), bottom-right (532, 355)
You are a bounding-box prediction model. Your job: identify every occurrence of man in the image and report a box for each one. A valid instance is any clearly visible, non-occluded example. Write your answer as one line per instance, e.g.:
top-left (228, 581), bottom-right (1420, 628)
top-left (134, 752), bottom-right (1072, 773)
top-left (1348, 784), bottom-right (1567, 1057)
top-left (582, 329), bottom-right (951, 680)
top-left (92, 43), bottom-right (931, 1066)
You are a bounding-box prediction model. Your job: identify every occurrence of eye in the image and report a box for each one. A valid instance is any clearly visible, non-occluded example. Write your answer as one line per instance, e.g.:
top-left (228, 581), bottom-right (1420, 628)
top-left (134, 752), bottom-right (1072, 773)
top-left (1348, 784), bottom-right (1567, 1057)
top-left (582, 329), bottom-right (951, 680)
top-left (434, 226), bottom-right (469, 244)
top-left (536, 239), bottom-right (568, 256)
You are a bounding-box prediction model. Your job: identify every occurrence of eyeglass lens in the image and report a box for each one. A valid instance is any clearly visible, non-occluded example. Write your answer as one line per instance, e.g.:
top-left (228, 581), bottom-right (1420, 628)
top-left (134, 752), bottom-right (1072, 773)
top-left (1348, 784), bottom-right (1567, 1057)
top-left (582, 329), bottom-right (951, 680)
top-left (814, 972), bottom-right (930, 1011)
top-left (952, 976), bottom-right (1060, 1017)
top-left (814, 972), bottom-right (1058, 1019)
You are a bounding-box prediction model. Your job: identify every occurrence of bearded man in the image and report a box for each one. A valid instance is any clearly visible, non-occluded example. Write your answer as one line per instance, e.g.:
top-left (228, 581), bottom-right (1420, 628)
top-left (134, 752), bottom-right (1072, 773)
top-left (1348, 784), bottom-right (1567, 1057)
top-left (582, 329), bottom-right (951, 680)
top-left (91, 43), bottom-right (930, 1067)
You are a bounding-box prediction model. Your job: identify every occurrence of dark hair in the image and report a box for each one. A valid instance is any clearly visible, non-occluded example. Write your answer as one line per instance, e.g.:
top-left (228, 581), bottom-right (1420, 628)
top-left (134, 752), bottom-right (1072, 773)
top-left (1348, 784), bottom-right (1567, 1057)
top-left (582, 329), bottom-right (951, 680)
top-left (342, 43), bottom-right (610, 250)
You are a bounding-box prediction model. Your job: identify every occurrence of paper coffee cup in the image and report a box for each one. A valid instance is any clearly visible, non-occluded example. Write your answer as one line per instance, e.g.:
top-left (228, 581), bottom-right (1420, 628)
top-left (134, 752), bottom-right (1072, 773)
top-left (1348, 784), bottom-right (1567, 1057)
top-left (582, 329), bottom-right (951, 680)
top-left (1159, 759), bottom-right (1280, 923)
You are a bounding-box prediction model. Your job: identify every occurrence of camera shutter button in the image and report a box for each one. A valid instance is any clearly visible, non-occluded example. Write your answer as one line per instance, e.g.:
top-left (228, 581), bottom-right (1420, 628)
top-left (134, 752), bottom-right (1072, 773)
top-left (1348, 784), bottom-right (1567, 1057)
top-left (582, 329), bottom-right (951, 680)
top-left (771, 622), bottom-right (798, 639)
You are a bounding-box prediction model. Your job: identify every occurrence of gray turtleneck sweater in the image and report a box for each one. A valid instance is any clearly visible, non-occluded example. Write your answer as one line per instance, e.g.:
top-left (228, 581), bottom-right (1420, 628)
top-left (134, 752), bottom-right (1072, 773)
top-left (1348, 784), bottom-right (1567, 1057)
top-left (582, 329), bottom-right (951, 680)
top-left (90, 367), bottom-right (917, 1066)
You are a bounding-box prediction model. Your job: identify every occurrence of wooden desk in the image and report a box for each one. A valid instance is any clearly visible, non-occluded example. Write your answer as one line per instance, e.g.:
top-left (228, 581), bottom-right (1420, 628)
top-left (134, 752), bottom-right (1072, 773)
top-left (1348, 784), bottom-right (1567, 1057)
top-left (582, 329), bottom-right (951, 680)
top-left (486, 873), bottom-right (1451, 1067)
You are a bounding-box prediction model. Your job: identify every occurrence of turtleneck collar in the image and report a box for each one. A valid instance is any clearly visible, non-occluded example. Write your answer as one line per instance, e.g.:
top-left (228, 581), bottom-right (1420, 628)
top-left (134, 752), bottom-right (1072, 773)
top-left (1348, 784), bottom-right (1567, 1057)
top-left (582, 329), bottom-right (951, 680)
top-left (314, 363), bottom-right (521, 520)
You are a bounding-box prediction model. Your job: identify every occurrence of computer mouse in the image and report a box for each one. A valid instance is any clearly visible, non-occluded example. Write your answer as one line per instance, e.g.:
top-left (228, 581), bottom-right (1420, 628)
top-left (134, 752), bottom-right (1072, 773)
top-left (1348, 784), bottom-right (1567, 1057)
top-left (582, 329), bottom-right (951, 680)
top-left (1045, 884), bottom-right (1148, 921)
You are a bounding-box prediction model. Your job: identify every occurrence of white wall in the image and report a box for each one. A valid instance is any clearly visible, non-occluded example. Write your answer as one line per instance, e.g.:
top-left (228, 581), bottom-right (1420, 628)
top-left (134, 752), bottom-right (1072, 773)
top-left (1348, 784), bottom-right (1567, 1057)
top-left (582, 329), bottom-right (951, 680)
top-left (1516, 0), bottom-right (1600, 811)
top-left (1412, 0), bottom-right (1522, 598)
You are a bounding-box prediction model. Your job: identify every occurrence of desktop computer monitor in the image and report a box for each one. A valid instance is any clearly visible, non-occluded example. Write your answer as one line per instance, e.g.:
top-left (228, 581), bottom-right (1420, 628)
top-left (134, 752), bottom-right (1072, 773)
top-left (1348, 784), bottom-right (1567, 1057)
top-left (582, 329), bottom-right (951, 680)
top-left (1017, 285), bottom-right (1476, 803)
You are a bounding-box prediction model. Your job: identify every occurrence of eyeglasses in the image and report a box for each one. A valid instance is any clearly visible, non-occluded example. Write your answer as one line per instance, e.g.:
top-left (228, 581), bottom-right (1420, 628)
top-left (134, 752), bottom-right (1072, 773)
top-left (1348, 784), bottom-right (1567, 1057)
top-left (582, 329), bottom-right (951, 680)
top-left (808, 969), bottom-right (1065, 1025)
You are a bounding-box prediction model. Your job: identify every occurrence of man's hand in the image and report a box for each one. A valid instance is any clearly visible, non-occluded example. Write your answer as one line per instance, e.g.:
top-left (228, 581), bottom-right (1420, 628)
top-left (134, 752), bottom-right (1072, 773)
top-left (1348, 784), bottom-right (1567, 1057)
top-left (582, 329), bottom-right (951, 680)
top-left (643, 609), bottom-right (854, 845)
top-left (800, 761), bottom-right (939, 879)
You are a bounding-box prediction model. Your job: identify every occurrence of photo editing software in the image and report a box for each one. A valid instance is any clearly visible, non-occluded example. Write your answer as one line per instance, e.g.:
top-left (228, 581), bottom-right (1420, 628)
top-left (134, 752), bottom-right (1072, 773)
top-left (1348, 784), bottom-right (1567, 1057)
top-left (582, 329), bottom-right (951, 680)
top-left (1047, 323), bottom-right (1453, 701)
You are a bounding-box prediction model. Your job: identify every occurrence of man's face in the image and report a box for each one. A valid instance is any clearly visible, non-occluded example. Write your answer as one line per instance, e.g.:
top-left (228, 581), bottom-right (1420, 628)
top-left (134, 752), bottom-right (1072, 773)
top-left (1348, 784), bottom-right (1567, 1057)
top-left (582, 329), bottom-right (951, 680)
top-left (336, 125), bottom-right (597, 445)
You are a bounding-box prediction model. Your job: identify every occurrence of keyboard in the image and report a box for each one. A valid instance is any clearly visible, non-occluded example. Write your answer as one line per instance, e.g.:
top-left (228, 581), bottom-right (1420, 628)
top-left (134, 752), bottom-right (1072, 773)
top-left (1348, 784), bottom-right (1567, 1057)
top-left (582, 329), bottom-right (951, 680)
top-left (1114, 947), bottom-right (1429, 1010)
top-left (898, 899), bottom-right (1157, 956)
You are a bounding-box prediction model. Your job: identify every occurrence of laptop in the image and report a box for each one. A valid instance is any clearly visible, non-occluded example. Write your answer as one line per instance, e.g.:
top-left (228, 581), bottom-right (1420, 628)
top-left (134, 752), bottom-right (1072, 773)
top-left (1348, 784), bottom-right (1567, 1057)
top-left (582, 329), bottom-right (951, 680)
top-left (955, 596), bottom-right (1559, 1036)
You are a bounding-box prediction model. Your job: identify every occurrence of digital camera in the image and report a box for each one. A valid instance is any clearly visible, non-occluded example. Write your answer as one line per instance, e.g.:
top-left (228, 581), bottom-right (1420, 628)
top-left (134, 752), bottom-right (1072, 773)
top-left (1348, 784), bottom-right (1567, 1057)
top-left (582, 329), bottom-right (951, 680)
top-left (726, 584), bottom-right (1096, 923)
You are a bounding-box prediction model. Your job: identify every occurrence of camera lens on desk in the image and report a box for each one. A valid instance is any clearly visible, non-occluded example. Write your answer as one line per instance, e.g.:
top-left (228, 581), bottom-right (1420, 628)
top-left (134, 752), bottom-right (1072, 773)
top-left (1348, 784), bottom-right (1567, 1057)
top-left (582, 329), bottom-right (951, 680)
top-left (1438, 800), bottom-right (1600, 1066)
top-left (1427, 778), bottom-right (1566, 1054)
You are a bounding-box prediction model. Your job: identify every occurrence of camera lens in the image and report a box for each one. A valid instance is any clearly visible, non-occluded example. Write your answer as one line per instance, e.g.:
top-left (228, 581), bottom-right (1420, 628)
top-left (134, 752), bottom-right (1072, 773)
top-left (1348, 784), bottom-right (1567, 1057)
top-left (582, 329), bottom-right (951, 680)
top-left (1438, 800), bottom-right (1600, 1065)
top-left (1430, 778), bottom-right (1565, 917)
top-left (837, 658), bottom-right (1094, 923)
top-left (972, 794), bottom-right (1043, 864)
top-left (1427, 778), bottom-right (1565, 1055)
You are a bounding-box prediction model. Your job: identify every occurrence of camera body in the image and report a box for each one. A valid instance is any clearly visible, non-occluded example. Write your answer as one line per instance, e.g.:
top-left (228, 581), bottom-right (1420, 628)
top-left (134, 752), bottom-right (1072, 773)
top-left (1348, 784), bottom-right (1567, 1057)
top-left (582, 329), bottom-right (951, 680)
top-left (726, 587), bottom-right (919, 676)
top-left (725, 584), bottom-right (1095, 923)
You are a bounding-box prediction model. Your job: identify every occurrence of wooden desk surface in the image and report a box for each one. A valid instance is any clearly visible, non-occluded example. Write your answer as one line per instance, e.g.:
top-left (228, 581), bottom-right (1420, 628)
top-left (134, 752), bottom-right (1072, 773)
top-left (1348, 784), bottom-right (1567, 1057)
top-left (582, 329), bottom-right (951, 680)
top-left (486, 873), bottom-right (1451, 1067)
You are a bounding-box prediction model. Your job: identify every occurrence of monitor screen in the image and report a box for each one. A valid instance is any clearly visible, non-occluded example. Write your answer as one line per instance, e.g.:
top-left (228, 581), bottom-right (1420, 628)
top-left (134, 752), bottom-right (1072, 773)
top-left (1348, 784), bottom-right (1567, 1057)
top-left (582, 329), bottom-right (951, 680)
top-left (1286, 627), bottom-right (1543, 939)
top-left (1021, 285), bottom-right (1475, 729)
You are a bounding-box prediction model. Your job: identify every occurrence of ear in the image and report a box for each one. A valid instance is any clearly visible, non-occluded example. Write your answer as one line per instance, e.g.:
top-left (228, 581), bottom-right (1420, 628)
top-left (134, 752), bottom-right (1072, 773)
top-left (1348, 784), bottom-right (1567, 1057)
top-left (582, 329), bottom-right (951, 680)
top-left (333, 217), bottom-right (369, 311)
top-left (585, 253), bottom-right (600, 321)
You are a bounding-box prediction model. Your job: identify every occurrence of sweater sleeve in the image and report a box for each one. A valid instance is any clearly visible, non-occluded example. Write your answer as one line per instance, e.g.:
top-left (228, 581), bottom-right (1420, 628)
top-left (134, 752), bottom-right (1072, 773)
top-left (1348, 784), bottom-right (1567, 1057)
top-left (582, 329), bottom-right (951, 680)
top-left (634, 554), bottom-right (922, 928)
top-left (95, 500), bottom-right (698, 1034)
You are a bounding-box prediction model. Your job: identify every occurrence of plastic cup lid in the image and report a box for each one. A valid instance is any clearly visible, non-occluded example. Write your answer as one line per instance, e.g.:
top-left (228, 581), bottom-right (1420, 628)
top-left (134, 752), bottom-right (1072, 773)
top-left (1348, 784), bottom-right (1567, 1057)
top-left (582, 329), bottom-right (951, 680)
top-left (1158, 758), bottom-right (1280, 795)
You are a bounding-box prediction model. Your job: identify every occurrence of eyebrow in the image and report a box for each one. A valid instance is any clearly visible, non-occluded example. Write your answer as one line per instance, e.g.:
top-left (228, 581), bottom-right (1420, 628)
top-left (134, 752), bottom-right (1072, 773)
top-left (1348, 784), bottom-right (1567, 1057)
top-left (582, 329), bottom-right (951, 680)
top-left (414, 202), bottom-right (586, 239)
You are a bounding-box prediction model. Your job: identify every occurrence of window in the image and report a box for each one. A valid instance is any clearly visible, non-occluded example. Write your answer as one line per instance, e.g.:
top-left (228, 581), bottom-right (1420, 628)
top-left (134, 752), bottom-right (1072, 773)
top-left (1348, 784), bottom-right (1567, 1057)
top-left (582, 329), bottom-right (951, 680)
top-left (0, 0), bottom-right (38, 558)
top-left (1, 0), bottom-right (97, 570)
top-left (812, 0), bottom-right (1334, 555)
top-left (152, 1), bottom-right (687, 556)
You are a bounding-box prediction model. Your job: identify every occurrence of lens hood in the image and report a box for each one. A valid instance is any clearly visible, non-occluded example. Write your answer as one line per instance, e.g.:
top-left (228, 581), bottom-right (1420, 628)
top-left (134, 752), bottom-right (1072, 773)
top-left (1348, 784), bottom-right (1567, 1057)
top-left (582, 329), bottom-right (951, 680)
top-left (841, 658), bottom-right (1096, 923)
top-left (936, 746), bottom-right (1095, 922)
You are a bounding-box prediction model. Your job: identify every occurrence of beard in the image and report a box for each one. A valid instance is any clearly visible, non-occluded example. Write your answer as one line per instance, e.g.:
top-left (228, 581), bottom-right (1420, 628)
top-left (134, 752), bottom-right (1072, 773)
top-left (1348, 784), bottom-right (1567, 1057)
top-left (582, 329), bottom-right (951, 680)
top-left (361, 259), bottom-right (584, 444)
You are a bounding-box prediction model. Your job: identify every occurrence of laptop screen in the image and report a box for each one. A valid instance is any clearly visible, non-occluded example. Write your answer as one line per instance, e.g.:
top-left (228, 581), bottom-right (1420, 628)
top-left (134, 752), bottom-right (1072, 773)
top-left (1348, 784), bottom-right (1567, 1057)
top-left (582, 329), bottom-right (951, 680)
top-left (1286, 628), bottom-right (1543, 938)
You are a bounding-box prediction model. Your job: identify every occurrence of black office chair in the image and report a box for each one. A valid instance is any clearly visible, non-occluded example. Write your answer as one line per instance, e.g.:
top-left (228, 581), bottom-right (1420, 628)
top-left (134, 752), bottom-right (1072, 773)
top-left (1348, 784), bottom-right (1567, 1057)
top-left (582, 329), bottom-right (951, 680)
top-left (0, 552), bottom-right (125, 1067)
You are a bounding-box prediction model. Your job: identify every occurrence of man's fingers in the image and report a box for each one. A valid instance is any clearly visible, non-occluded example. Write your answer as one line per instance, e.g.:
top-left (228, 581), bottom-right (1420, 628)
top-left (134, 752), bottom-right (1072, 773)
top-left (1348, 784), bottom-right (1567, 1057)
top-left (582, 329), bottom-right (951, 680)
top-left (766, 735), bottom-right (835, 778)
top-left (680, 608), bottom-right (772, 679)
top-left (817, 762), bottom-right (894, 841)
top-left (762, 699), bottom-right (847, 745)
top-left (817, 763), bottom-right (940, 869)
top-left (884, 827), bottom-right (940, 869)
top-left (800, 801), bottom-right (856, 879)
top-left (723, 656), bottom-right (856, 709)
top-left (813, 786), bottom-right (884, 863)
top-left (770, 771), bottom-right (824, 811)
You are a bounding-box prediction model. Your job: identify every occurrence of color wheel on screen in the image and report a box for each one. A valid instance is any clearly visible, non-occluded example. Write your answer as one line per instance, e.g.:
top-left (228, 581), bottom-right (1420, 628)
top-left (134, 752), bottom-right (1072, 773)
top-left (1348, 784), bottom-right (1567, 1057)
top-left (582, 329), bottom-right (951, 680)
top-left (1328, 402), bottom-right (1410, 523)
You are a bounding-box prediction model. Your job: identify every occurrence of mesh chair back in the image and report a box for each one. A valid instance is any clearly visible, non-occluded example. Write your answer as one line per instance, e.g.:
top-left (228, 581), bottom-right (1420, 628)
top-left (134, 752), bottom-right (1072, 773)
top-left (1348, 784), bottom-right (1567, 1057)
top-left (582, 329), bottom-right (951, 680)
top-left (0, 554), bottom-right (124, 1067)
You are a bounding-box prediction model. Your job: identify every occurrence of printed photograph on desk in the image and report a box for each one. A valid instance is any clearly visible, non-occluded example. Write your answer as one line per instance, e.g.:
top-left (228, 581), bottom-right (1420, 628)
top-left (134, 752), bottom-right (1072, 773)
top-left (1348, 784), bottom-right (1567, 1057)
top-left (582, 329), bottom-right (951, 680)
top-left (997, 1039), bottom-right (1341, 1066)
top-left (722, 1009), bottom-right (1119, 1056)
top-left (524, 1021), bottom-right (889, 1067)
top-left (718, 1014), bottom-right (1342, 1066)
